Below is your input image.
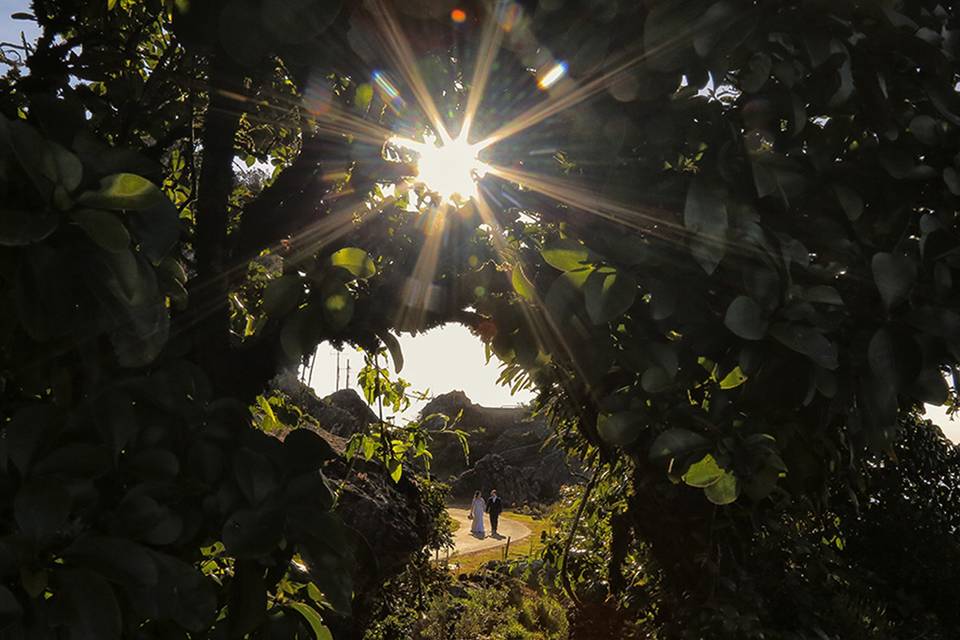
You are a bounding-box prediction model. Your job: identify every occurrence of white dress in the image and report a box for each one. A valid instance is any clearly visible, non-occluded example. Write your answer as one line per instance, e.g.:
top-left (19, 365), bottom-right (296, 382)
top-left (469, 497), bottom-right (486, 536)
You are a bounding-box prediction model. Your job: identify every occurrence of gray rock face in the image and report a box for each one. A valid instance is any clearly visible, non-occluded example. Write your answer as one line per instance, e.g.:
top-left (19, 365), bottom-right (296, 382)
top-left (322, 389), bottom-right (379, 435)
top-left (273, 370), bottom-right (378, 437)
top-left (268, 373), bottom-right (433, 623)
top-left (421, 391), bottom-right (575, 505)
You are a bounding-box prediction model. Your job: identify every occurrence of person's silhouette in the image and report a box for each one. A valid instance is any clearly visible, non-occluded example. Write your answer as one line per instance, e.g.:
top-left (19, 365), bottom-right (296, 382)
top-left (486, 489), bottom-right (502, 535)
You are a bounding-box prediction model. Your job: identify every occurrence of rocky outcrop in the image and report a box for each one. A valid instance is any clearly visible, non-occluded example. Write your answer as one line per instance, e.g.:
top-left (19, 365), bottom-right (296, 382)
top-left (267, 373), bottom-right (436, 637)
top-left (422, 391), bottom-right (575, 505)
top-left (273, 370), bottom-right (378, 437)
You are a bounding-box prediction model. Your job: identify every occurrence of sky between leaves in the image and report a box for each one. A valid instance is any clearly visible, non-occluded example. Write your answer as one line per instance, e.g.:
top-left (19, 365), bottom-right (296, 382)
top-left (1, 2), bottom-right (954, 443)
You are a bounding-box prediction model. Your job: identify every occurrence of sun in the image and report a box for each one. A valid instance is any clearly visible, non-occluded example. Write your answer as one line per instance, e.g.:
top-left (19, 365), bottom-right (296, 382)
top-left (389, 131), bottom-right (488, 204)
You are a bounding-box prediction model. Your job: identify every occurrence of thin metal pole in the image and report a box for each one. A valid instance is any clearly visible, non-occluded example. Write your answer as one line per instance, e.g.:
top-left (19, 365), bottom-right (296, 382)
top-left (307, 348), bottom-right (317, 389)
top-left (336, 351), bottom-right (341, 390)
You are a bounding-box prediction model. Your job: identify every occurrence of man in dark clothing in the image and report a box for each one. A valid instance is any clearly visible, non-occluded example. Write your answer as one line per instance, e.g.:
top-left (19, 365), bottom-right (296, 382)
top-left (486, 489), bottom-right (503, 535)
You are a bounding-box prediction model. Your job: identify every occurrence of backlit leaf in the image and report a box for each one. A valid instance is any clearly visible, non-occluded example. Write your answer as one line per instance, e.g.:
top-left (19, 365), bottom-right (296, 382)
top-left (79, 173), bottom-right (168, 210)
top-left (330, 247), bottom-right (375, 279)
top-left (542, 238), bottom-right (591, 272)
top-left (683, 454), bottom-right (724, 487)
top-left (704, 470), bottom-right (740, 505)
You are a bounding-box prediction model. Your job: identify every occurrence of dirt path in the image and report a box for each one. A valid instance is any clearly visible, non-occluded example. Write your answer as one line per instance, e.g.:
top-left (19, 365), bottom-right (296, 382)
top-left (448, 506), bottom-right (532, 556)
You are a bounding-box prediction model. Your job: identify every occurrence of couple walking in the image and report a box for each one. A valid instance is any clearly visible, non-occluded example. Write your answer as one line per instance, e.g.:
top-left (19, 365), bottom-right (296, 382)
top-left (468, 489), bottom-right (502, 538)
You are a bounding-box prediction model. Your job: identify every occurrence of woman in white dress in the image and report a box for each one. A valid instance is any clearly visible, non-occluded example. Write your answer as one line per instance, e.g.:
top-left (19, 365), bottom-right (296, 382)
top-left (469, 491), bottom-right (486, 537)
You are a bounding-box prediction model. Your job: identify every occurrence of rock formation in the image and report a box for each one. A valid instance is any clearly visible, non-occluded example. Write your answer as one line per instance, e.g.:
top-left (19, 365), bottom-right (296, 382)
top-left (420, 391), bottom-right (575, 505)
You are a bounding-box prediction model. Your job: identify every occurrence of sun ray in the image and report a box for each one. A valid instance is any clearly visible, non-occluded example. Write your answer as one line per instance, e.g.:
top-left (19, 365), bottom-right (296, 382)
top-left (472, 189), bottom-right (599, 401)
top-left (474, 11), bottom-right (742, 151)
top-left (367, 0), bottom-right (453, 144)
top-left (460, 8), bottom-right (505, 140)
top-left (485, 163), bottom-right (671, 234)
top-left (486, 164), bottom-right (767, 262)
top-left (395, 206), bottom-right (449, 330)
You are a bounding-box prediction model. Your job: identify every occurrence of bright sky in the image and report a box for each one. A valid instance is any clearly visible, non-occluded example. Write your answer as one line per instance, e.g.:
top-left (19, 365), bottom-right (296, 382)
top-left (307, 324), bottom-right (535, 424)
top-left (1, 1), bottom-right (38, 48)
top-left (307, 323), bottom-right (959, 442)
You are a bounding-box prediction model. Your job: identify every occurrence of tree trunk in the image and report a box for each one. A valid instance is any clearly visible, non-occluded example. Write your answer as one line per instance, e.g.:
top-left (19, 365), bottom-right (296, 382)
top-left (190, 48), bottom-right (243, 392)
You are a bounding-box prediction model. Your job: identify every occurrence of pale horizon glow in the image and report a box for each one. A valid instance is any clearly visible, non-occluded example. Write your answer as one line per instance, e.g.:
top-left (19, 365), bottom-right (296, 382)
top-left (307, 324), bottom-right (535, 424)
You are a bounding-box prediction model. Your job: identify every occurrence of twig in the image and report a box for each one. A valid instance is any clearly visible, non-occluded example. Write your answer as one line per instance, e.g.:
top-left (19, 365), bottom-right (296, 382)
top-left (560, 470), bottom-right (599, 607)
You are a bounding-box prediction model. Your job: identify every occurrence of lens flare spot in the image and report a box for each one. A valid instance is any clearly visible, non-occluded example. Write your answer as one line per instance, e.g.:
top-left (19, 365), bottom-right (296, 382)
top-left (372, 70), bottom-right (403, 107)
top-left (496, 1), bottom-right (521, 31)
top-left (451, 8), bottom-right (467, 23)
top-left (537, 62), bottom-right (567, 90)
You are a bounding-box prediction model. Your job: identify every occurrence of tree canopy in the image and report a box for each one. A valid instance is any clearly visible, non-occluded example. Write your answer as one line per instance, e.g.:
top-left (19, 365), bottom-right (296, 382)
top-left (1, 0), bottom-right (959, 638)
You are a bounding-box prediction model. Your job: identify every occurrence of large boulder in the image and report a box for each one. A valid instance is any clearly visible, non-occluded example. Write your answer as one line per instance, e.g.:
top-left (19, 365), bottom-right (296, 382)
top-left (321, 388), bottom-right (379, 436)
top-left (449, 454), bottom-right (537, 505)
top-left (421, 391), bottom-right (576, 502)
top-left (272, 369), bottom-right (378, 437)
top-left (421, 391), bottom-right (551, 479)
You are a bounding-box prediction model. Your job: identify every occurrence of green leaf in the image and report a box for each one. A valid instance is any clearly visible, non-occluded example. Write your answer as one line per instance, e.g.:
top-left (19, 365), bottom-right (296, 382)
top-left (741, 52), bottom-right (772, 92)
top-left (724, 296), bottom-right (767, 340)
top-left (78, 173), bottom-right (168, 210)
top-left (72, 209), bottom-right (130, 252)
top-left (63, 537), bottom-right (158, 587)
top-left (872, 252), bottom-right (916, 309)
top-left (379, 331), bottom-right (404, 373)
top-left (355, 83), bottom-right (373, 111)
top-left (50, 141), bottom-right (82, 192)
top-left (913, 368), bottom-right (949, 405)
top-left (126, 200), bottom-right (181, 263)
top-left (288, 602), bottom-right (333, 640)
top-left (769, 323), bottom-right (839, 370)
top-left (597, 411), bottom-right (642, 447)
top-left (387, 458), bottom-right (403, 482)
top-left (234, 449), bottom-right (278, 505)
top-left (649, 428), bottom-right (709, 461)
top-left (683, 454), bottom-right (724, 487)
top-left (718, 366), bottom-right (748, 389)
top-left (641, 367), bottom-right (673, 393)
top-left (262, 274), bottom-right (303, 318)
top-left (704, 470), bottom-right (740, 505)
top-left (645, 0), bottom-right (703, 71)
top-left (684, 176), bottom-right (728, 274)
top-left (222, 508), bottom-right (283, 558)
top-left (0, 209), bottom-right (58, 246)
top-left (322, 280), bottom-right (354, 331)
top-left (584, 268), bottom-right (636, 324)
top-left (803, 285), bottom-right (843, 306)
top-left (944, 167), bottom-right (960, 195)
top-left (511, 266), bottom-right (536, 301)
top-left (57, 569), bottom-right (122, 640)
top-left (257, 396), bottom-right (281, 432)
top-left (330, 247), bottom-right (375, 279)
top-left (15, 482), bottom-right (71, 540)
top-left (0, 585), bottom-right (22, 630)
top-left (541, 238), bottom-right (590, 272)
top-left (228, 560), bottom-right (267, 637)
top-left (909, 114), bottom-right (939, 145)
top-left (833, 185), bottom-right (863, 221)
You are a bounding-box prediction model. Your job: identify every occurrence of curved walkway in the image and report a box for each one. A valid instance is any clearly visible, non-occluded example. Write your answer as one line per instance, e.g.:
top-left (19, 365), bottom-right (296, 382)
top-left (447, 506), bottom-right (531, 556)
